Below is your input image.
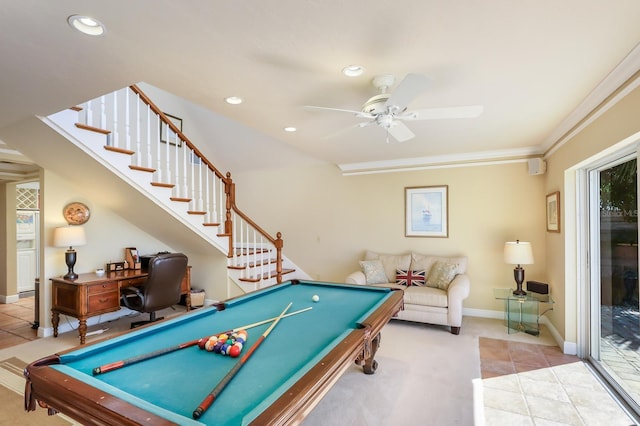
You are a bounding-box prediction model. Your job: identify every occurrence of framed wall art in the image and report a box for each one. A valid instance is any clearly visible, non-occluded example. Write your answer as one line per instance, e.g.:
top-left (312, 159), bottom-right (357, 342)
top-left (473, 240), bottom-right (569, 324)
top-left (546, 191), bottom-right (560, 233)
top-left (405, 185), bottom-right (448, 237)
top-left (160, 113), bottom-right (183, 146)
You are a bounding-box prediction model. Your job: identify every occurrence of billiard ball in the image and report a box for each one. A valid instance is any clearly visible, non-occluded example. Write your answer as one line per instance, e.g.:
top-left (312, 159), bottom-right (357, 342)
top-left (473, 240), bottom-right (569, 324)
top-left (312, 294), bottom-right (320, 302)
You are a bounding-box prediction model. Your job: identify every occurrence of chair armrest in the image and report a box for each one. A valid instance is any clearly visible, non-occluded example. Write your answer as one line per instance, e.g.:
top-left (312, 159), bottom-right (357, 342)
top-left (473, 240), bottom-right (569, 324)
top-left (345, 271), bottom-right (366, 285)
top-left (120, 286), bottom-right (143, 297)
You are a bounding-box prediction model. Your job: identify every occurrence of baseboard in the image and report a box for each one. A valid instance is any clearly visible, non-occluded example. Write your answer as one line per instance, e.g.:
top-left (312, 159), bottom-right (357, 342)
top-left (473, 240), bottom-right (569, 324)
top-left (38, 308), bottom-right (136, 338)
top-left (0, 294), bottom-right (19, 304)
top-left (463, 308), bottom-right (575, 355)
top-left (463, 307), bottom-right (503, 320)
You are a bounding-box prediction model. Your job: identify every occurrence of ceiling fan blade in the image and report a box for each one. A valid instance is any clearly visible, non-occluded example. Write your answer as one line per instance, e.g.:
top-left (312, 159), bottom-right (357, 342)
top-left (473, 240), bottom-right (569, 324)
top-left (387, 120), bottom-right (415, 142)
top-left (399, 105), bottom-right (484, 121)
top-left (303, 105), bottom-right (373, 119)
top-left (323, 120), bottom-right (374, 139)
top-left (385, 73), bottom-right (431, 111)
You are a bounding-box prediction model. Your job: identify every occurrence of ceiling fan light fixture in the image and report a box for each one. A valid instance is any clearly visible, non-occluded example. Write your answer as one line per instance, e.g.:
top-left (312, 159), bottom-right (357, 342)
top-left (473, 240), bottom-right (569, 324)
top-left (67, 15), bottom-right (105, 36)
top-left (342, 65), bottom-right (364, 77)
top-left (224, 96), bottom-right (243, 105)
top-left (283, 127), bottom-right (297, 132)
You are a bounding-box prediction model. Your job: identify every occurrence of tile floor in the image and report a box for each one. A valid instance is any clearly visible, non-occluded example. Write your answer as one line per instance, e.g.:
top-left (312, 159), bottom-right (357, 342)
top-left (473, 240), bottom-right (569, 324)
top-left (479, 337), bottom-right (636, 425)
top-left (0, 295), bottom-right (38, 350)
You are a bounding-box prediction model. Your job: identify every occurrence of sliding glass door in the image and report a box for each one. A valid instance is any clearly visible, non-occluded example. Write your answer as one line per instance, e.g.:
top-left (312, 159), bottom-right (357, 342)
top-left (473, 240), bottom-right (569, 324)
top-left (588, 154), bottom-right (640, 412)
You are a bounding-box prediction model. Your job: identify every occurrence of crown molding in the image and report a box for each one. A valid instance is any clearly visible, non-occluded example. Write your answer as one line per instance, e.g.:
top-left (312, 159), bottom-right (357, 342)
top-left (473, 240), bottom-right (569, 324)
top-left (543, 42), bottom-right (640, 157)
top-left (338, 146), bottom-right (541, 175)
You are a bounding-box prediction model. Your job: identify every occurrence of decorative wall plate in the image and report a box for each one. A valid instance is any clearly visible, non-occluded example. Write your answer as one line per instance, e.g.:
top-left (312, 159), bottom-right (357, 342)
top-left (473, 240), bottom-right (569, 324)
top-left (63, 202), bottom-right (91, 225)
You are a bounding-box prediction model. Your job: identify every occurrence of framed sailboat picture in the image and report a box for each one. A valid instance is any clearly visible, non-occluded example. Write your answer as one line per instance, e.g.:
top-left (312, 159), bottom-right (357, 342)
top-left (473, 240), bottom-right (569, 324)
top-left (405, 186), bottom-right (449, 238)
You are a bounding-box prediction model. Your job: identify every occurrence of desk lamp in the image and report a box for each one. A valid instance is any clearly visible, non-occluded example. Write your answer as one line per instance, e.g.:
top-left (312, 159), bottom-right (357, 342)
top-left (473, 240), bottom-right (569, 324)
top-left (504, 240), bottom-right (534, 296)
top-left (54, 226), bottom-right (87, 280)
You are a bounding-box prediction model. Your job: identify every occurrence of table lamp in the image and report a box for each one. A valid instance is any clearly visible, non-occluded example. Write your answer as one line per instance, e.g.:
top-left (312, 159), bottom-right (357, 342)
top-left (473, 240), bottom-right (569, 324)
top-left (504, 240), bottom-right (534, 296)
top-left (54, 226), bottom-right (87, 280)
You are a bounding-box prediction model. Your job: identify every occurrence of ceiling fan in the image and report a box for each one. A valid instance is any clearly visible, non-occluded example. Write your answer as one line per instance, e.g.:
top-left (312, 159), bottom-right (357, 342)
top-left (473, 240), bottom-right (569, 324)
top-left (305, 73), bottom-right (483, 142)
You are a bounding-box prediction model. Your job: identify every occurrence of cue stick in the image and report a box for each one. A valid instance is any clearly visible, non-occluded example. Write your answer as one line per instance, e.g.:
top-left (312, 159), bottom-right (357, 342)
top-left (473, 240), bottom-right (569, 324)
top-left (192, 302), bottom-right (292, 419)
top-left (92, 306), bottom-right (311, 375)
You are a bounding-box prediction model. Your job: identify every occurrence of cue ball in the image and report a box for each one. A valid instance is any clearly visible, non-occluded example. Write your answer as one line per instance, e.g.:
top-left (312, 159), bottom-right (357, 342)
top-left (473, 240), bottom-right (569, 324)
top-left (312, 294), bottom-right (320, 302)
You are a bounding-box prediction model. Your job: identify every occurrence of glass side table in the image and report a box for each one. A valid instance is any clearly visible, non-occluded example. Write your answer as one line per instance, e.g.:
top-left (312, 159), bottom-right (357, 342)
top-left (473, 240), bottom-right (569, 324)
top-left (493, 289), bottom-right (554, 336)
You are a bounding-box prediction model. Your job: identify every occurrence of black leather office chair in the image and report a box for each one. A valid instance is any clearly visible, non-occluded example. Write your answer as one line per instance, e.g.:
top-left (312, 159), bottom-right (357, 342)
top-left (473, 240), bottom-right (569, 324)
top-left (121, 253), bottom-right (188, 328)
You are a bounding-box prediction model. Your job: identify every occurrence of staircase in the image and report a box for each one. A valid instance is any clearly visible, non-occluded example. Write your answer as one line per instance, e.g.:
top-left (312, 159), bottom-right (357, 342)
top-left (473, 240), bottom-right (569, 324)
top-left (42, 85), bottom-right (303, 295)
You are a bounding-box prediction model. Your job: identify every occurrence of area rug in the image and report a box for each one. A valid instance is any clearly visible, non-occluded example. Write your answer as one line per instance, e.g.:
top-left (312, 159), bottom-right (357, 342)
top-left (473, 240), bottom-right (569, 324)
top-left (0, 357), bottom-right (76, 425)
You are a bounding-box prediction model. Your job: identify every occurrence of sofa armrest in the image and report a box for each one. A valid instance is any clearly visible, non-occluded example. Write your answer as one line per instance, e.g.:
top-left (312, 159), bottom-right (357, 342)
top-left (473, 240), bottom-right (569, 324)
top-left (446, 274), bottom-right (471, 327)
top-left (448, 274), bottom-right (470, 301)
top-left (345, 271), bottom-right (366, 285)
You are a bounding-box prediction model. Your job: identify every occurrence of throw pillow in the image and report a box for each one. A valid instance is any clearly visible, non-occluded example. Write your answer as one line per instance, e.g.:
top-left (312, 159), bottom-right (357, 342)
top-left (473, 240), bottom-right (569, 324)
top-left (365, 251), bottom-right (411, 283)
top-left (426, 261), bottom-right (459, 290)
top-left (396, 269), bottom-right (426, 287)
top-left (359, 260), bottom-right (388, 284)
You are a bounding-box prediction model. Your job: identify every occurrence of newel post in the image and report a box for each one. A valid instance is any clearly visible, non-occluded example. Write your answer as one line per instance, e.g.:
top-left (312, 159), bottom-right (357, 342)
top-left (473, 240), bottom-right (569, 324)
top-left (224, 172), bottom-right (234, 256)
top-left (275, 232), bottom-right (283, 283)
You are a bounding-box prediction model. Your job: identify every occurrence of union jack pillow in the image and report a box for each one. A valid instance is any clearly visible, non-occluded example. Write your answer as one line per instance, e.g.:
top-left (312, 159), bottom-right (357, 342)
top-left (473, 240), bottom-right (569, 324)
top-left (395, 269), bottom-right (426, 287)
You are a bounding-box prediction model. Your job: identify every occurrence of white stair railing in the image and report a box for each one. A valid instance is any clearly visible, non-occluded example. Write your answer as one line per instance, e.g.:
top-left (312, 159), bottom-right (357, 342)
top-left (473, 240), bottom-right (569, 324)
top-left (73, 85), bottom-right (286, 286)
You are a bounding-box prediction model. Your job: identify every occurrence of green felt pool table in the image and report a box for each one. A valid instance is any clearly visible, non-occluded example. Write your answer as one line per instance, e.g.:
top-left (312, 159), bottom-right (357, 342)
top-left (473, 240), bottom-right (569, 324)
top-left (25, 279), bottom-right (403, 425)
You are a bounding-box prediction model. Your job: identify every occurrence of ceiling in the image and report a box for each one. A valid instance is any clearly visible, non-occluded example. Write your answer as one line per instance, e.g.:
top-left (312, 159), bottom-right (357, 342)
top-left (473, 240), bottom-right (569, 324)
top-left (1, 0), bottom-right (640, 180)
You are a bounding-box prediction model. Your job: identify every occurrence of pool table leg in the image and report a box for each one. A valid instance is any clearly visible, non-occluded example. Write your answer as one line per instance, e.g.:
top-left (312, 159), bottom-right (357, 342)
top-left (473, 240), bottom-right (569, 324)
top-left (78, 319), bottom-right (87, 344)
top-left (51, 312), bottom-right (59, 338)
top-left (362, 332), bottom-right (381, 375)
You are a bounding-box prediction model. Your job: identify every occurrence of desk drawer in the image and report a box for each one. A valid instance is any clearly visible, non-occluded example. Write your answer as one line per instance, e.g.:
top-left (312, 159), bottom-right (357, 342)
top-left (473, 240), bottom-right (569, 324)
top-left (120, 277), bottom-right (146, 287)
top-left (87, 281), bottom-right (118, 295)
top-left (88, 291), bottom-right (120, 312)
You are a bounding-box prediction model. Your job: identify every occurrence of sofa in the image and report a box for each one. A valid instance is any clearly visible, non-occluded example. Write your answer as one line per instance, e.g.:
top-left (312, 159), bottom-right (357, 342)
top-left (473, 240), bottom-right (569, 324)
top-left (345, 251), bottom-right (470, 334)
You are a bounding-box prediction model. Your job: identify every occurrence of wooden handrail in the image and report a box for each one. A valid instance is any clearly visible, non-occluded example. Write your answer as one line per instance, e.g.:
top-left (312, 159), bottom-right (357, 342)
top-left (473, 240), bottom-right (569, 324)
top-left (128, 85), bottom-right (284, 283)
top-left (129, 85), bottom-right (226, 182)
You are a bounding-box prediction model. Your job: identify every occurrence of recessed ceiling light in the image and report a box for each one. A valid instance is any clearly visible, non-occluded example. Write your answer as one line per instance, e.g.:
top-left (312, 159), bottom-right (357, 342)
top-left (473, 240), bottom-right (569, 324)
top-left (342, 65), bottom-right (364, 77)
top-left (283, 127), bottom-right (297, 132)
top-left (67, 15), bottom-right (105, 36)
top-left (225, 96), bottom-right (243, 105)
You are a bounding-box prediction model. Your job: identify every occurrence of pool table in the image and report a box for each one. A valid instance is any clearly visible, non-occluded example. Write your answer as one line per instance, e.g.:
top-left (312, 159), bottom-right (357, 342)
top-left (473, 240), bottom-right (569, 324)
top-left (25, 279), bottom-right (403, 425)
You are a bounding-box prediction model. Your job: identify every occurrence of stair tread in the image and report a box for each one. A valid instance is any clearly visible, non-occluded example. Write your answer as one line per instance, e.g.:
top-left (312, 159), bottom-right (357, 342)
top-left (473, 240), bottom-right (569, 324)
top-left (129, 165), bottom-right (156, 173)
top-left (227, 258), bottom-right (276, 270)
top-left (105, 145), bottom-right (134, 155)
top-left (238, 269), bottom-right (295, 282)
top-left (75, 123), bottom-right (110, 135)
top-left (151, 182), bottom-right (175, 188)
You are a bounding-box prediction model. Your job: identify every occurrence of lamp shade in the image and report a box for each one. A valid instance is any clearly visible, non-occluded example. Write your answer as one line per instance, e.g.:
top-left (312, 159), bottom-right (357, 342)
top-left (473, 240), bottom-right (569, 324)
top-left (504, 241), bottom-right (534, 265)
top-left (53, 226), bottom-right (87, 248)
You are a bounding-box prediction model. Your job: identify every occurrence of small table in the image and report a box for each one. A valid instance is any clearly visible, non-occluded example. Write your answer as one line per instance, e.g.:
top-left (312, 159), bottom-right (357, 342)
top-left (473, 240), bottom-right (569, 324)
top-left (494, 288), bottom-right (554, 336)
top-left (25, 280), bottom-right (403, 425)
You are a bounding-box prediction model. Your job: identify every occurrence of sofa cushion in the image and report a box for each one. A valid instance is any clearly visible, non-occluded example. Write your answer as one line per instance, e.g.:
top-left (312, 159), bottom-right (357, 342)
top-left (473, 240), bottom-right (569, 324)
top-left (411, 252), bottom-right (468, 275)
top-left (359, 260), bottom-right (388, 284)
top-left (426, 260), bottom-right (459, 290)
top-left (404, 286), bottom-right (448, 307)
top-left (395, 269), bottom-right (426, 287)
top-left (364, 251), bottom-right (411, 282)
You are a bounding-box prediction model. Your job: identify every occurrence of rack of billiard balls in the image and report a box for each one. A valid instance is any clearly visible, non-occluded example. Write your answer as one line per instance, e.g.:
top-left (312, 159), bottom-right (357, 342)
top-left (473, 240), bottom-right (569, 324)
top-left (198, 330), bottom-right (248, 358)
